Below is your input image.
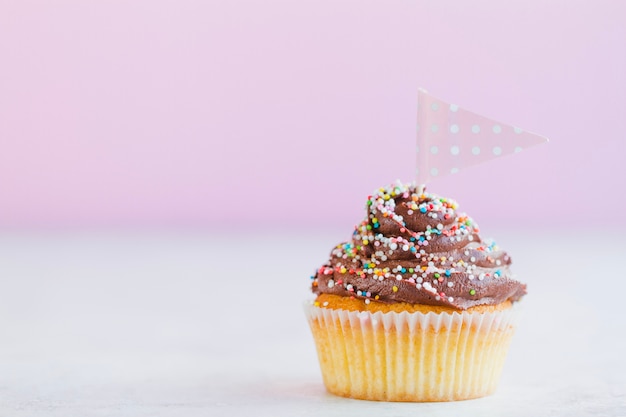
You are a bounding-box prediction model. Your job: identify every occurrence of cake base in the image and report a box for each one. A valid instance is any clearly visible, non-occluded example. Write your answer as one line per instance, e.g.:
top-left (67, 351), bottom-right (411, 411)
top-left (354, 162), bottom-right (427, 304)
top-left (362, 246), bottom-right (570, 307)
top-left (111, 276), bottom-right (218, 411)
top-left (305, 297), bottom-right (518, 402)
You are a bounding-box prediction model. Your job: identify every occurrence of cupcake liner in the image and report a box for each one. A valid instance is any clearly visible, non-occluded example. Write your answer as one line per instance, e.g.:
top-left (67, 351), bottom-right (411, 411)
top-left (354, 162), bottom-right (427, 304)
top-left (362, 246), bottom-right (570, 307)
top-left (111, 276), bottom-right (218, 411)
top-left (304, 303), bottom-right (520, 402)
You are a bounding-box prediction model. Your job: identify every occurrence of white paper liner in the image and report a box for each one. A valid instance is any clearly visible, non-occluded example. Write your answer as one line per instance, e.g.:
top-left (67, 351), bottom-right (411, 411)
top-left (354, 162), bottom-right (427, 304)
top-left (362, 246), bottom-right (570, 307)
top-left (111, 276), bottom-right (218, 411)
top-left (304, 303), bottom-right (520, 402)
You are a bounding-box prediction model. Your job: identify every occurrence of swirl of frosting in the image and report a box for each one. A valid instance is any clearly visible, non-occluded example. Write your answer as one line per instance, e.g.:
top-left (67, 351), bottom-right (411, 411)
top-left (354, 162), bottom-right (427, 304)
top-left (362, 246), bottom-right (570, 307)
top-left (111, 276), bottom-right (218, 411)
top-left (311, 183), bottom-right (526, 310)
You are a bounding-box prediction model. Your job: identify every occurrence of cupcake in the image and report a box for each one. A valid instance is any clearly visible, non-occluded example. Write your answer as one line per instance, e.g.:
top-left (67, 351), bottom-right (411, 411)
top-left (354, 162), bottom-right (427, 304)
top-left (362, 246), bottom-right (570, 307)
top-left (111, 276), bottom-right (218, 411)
top-left (305, 182), bottom-right (526, 402)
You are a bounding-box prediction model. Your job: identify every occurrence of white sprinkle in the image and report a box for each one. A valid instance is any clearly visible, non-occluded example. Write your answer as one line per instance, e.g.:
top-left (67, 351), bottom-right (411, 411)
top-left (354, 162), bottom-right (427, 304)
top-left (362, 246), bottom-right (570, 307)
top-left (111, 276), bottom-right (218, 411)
top-left (496, 260), bottom-right (502, 266)
top-left (323, 301), bottom-right (329, 307)
top-left (423, 282), bottom-right (437, 294)
top-left (396, 274), bottom-right (402, 280)
top-left (437, 223), bottom-right (443, 230)
top-left (468, 235), bottom-right (474, 241)
top-left (464, 250), bottom-right (469, 256)
top-left (469, 275), bottom-right (475, 280)
top-left (402, 244), bottom-right (409, 251)
top-left (470, 256), bottom-right (476, 262)
top-left (479, 274), bottom-right (485, 281)
top-left (379, 276), bottom-right (384, 282)
top-left (447, 282), bottom-right (454, 288)
top-left (416, 283), bottom-right (422, 289)
top-left (328, 280), bottom-right (335, 288)
top-left (417, 277), bottom-right (423, 283)
top-left (365, 299), bottom-right (371, 305)
top-left (448, 297), bottom-right (454, 302)
top-left (435, 296), bottom-right (441, 301)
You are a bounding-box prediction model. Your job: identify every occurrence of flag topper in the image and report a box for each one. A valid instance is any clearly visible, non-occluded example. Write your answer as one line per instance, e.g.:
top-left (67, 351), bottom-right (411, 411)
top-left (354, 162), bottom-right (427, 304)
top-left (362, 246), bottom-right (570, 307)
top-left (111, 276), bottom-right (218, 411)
top-left (416, 88), bottom-right (548, 185)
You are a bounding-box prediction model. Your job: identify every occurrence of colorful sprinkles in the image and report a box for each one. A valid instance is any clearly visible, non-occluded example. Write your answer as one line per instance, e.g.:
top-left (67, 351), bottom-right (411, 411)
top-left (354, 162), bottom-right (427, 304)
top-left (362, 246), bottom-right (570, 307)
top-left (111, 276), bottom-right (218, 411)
top-left (311, 182), bottom-right (514, 308)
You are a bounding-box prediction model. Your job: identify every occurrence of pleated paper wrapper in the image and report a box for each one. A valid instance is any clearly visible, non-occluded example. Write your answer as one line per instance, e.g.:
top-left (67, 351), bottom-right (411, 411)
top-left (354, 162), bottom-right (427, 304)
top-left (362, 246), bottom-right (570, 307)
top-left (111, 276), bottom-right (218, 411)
top-left (304, 303), bottom-right (520, 402)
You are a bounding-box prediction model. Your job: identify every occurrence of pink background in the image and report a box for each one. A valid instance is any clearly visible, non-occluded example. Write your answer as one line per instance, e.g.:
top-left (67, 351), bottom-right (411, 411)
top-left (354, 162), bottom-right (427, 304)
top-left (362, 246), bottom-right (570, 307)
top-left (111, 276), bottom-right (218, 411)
top-left (1, 1), bottom-right (624, 231)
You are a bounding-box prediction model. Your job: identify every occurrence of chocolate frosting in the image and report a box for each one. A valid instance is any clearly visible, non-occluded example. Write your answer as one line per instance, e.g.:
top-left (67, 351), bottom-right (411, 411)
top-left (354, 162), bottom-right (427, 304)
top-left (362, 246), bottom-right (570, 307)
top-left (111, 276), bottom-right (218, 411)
top-left (311, 183), bottom-right (526, 310)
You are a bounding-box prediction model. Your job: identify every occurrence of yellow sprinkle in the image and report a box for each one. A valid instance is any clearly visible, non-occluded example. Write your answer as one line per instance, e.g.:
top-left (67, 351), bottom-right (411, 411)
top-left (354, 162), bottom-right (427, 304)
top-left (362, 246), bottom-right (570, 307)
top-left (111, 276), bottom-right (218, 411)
top-left (314, 301), bottom-right (320, 307)
top-left (374, 295), bottom-right (380, 300)
top-left (392, 286), bottom-right (398, 292)
top-left (363, 239), bottom-right (369, 245)
top-left (340, 267), bottom-right (347, 274)
top-left (372, 217), bottom-right (378, 223)
top-left (440, 256), bottom-right (447, 262)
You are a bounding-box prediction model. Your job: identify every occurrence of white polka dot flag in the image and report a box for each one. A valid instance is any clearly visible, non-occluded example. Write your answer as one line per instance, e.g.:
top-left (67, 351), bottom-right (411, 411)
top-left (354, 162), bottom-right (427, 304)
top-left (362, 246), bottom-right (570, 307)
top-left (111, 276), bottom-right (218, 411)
top-left (416, 88), bottom-right (549, 185)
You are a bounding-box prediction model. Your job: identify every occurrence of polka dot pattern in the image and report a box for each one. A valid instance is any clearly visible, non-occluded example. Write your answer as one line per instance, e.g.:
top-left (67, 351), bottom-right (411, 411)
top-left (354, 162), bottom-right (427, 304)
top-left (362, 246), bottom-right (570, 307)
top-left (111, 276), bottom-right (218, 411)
top-left (416, 89), bottom-right (549, 184)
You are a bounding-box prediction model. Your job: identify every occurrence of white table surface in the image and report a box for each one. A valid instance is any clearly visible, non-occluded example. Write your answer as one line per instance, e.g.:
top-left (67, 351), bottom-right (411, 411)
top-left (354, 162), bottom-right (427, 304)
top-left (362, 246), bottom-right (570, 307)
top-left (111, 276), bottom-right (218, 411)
top-left (0, 229), bottom-right (624, 416)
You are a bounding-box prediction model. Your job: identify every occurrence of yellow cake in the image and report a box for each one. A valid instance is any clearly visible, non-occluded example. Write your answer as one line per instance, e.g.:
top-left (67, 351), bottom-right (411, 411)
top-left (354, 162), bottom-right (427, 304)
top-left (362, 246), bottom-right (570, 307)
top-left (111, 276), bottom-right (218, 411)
top-left (305, 183), bottom-right (525, 401)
